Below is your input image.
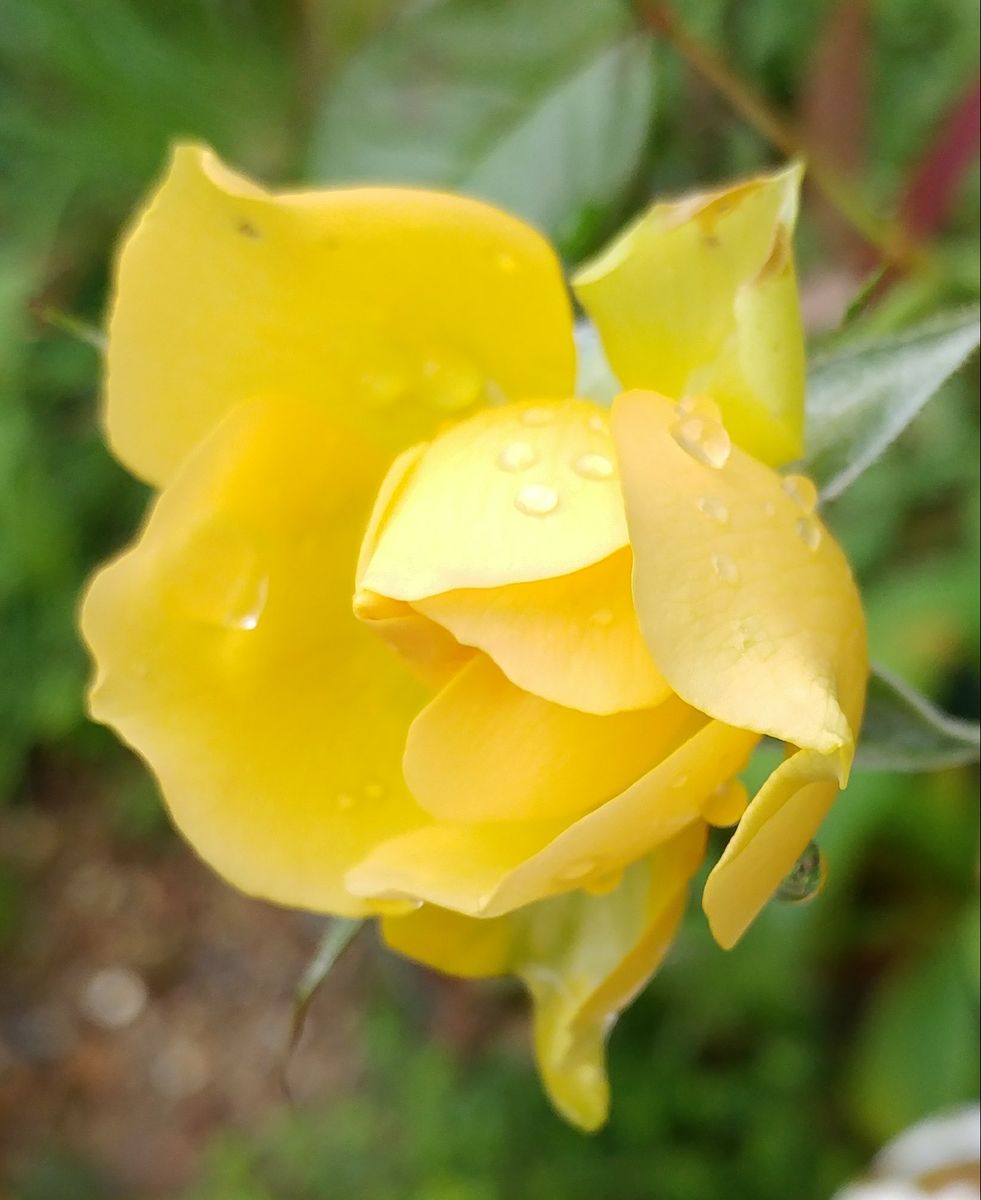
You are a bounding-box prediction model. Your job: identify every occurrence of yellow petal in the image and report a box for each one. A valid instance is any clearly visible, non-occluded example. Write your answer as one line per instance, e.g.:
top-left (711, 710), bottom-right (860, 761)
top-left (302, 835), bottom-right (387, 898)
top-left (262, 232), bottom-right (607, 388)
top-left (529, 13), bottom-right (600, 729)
top-left (353, 589), bottom-right (475, 689)
top-left (105, 144), bottom-right (576, 485)
top-left (348, 712), bottom-right (758, 915)
top-left (359, 399), bottom-right (628, 599)
top-left (403, 655), bottom-right (696, 824)
top-left (381, 904), bottom-right (514, 979)
top-left (612, 390), bottom-right (866, 765)
top-left (80, 397), bottom-right (429, 915)
top-left (574, 165), bottom-right (805, 464)
top-left (415, 548), bottom-right (670, 715)
top-left (384, 826), bottom-right (707, 1131)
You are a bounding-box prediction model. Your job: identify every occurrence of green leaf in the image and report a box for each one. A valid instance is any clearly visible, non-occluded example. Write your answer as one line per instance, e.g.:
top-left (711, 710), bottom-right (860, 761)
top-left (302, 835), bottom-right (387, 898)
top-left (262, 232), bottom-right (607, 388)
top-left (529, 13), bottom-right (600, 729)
top-left (307, 0), bottom-right (654, 254)
top-left (804, 307), bottom-right (980, 502)
top-left (855, 663), bottom-right (980, 774)
top-left (283, 917), bottom-right (362, 1091)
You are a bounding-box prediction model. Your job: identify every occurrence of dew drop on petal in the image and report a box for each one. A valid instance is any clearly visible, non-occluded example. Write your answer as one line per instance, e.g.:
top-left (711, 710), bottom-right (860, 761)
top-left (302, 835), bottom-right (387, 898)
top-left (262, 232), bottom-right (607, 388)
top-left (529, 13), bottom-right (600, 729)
top-left (336, 793), bottom-right (356, 810)
top-left (521, 405), bottom-right (555, 427)
top-left (711, 553), bottom-right (739, 584)
top-left (174, 523), bottom-right (269, 632)
top-left (422, 348), bottom-right (483, 413)
top-left (781, 473), bottom-right (818, 513)
top-left (762, 501), bottom-right (777, 517)
top-left (363, 782), bottom-right (384, 800)
top-left (360, 367), bottom-right (409, 410)
top-left (373, 894), bottom-right (423, 916)
top-left (703, 779), bottom-right (749, 827)
top-left (583, 867), bottom-right (624, 896)
top-left (515, 483), bottom-right (559, 516)
top-left (671, 416), bottom-right (732, 469)
top-left (589, 607), bottom-right (614, 627)
top-left (775, 842), bottom-right (827, 904)
top-left (496, 441), bottom-right (538, 472)
top-left (697, 496), bottom-right (729, 524)
top-left (558, 858), bottom-right (597, 883)
top-left (587, 413), bottom-right (608, 434)
top-left (671, 773), bottom-right (690, 790)
top-left (572, 452), bottom-right (616, 481)
top-left (796, 515), bottom-right (823, 551)
top-left (496, 251), bottom-right (518, 273)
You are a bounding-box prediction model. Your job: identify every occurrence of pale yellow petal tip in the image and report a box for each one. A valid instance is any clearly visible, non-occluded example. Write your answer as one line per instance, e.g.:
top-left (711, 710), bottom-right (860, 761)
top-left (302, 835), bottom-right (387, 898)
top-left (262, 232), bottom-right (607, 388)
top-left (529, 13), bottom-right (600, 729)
top-left (542, 1058), bottom-right (611, 1133)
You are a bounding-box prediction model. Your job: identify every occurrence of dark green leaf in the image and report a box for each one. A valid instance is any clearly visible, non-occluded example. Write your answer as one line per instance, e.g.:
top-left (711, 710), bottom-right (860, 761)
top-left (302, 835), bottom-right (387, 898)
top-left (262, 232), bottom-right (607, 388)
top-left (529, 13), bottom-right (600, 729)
top-left (855, 663), bottom-right (980, 773)
top-left (308, 0), bottom-right (654, 253)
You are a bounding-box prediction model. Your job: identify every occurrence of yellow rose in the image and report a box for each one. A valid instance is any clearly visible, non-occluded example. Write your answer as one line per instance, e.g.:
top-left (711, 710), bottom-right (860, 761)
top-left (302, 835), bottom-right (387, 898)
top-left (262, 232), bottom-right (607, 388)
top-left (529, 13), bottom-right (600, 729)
top-left (80, 146), bottom-right (866, 1130)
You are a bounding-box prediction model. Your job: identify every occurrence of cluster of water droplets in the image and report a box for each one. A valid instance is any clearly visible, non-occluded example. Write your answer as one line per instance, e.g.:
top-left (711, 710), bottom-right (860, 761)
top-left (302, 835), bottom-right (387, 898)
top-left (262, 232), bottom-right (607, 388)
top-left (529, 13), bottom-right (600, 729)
top-left (671, 395), bottom-right (732, 470)
top-left (497, 405), bottom-right (618, 519)
top-left (781, 473), bottom-right (822, 551)
top-left (775, 840), bottom-right (826, 904)
top-left (360, 344), bottom-right (487, 417)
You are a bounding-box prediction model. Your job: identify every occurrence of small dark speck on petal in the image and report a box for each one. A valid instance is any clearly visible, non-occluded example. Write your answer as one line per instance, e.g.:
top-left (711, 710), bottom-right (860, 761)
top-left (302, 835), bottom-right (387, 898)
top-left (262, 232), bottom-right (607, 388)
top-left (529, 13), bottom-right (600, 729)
top-left (237, 219), bottom-right (261, 239)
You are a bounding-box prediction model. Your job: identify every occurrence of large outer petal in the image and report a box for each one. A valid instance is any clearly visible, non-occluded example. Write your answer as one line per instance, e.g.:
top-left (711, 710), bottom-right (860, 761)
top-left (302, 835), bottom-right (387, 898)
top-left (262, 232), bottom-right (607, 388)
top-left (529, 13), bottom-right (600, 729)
top-left (105, 145), bottom-right (576, 486)
top-left (383, 825), bottom-right (707, 1130)
top-left (359, 399), bottom-right (628, 598)
top-left (574, 165), bottom-right (804, 464)
top-left (348, 710), bottom-right (758, 916)
top-left (612, 390), bottom-right (865, 764)
top-left (80, 397), bottom-right (429, 915)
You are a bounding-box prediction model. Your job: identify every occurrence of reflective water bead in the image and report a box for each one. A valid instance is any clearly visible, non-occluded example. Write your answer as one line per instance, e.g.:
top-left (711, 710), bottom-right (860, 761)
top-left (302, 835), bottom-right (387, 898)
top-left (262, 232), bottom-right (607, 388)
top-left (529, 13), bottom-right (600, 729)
top-left (775, 842), bottom-right (826, 904)
top-left (521, 405), bottom-right (555, 426)
top-left (558, 858), bottom-right (598, 882)
top-left (697, 496), bottom-right (729, 524)
top-left (589, 607), bottom-right (614, 627)
top-left (514, 483), bottom-right (559, 516)
top-left (711, 553), bottom-right (739, 583)
top-left (173, 522), bottom-right (268, 631)
top-left (587, 413), bottom-right (608, 433)
top-left (422, 349), bottom-right (483, 412)
top-left (572, 452), bottom-right (616, 481)
top-left (671, 416), bottom-right (732, 469)
top-left (781, 473), bottom-right (818, 513)
top-left (496, 441), bottom-right (538, 472)
top-left (796, 516), bottom-right (822, 551)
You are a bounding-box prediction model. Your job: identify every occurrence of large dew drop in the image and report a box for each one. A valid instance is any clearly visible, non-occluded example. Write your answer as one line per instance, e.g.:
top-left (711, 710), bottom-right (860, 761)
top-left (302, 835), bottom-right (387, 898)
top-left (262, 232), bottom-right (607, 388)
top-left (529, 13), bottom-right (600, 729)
top-left (671, 396), bottom-right (732, 469)
top-left (172, 522), bottom-right (268, 632)
top-left (775, 842), bottom-right (827, 904)
top-left (514, 483), bottom-right (559, 516)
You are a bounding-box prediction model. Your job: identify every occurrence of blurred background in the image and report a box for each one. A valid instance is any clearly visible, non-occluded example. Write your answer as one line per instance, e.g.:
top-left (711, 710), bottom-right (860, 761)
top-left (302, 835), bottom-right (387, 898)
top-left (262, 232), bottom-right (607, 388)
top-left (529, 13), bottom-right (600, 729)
top-left (0, 1), bottom-right (978, 1196)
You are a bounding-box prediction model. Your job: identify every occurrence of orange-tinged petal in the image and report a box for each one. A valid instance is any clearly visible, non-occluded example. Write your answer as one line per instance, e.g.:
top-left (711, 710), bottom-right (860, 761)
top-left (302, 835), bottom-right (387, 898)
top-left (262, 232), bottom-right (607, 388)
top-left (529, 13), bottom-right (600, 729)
top-left (348, 711), bottom-right (758, 915)
top-left (403, 656), bottom-right (697, 824)
top-left (80, 397), bottom-right (429, 915)
top-left (612, 390), bottom-right (866, 765)
top-left (574, 165), bottom-right (805, 464)
top-left (105, 144), bottom-right (576, 485)
top-left (384, 826), bottom-right (706, 1130)
top-left (415, 548), bottom-right (670, 715)
top-left (359, 399), bottom-right (628, 599)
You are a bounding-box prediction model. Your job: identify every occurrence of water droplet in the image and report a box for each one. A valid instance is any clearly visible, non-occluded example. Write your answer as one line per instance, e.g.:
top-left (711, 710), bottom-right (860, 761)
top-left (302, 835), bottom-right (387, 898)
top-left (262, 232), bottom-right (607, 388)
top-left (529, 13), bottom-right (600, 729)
top-left (781, 473), bottom-right (818, 513)
top-left (796, 515), bottom-right (822, 551)
top-left (671, 773), bottom-right (690, 790)
top-left (372, 893), bottom-right (423, 916)
top-left (711, 553), bottom-right (739, 584)
top-left (589, 607), bottom-right (614, 627)
top-left (496, 251), bottom-right (518, 273)
top-left (775, 842), bottom-right (826, 904)
top-left (496, 441), bottom-right (538, 472)
top-left (336, 793), bottom-right (356, 810)
top-left (360, 367), bottom-right (409, 410)
top-left (572, 452), bottom-right (615, 481)
top-left (515, 483), bottom-right (559, 516)
top-left (583, 867), bottom-right (623, 896)
top-left (558, 858), bottom-right (597, 883)
top-left (671, 415), bottom-right (732, 469)
top-left (521, 406), bottom-right (555, 426)
top-left (587, 414), bottom-right (608, 433)
top-left (762, 501), bottom-right (777, 517)
top-left (422, 349), bottom-right (483, 412)
top-left (363, 782), bottom-right (384, 800)
top-left (173, 523), bottom-right (268, 631)
top-left (697, 496), bottom-right (729, 524)
top-left (736, 616), bottom-right (765, 651)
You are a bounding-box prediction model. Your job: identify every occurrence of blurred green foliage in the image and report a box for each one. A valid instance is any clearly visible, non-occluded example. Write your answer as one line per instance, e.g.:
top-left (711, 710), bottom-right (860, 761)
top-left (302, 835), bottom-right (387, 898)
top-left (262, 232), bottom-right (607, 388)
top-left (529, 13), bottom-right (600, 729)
top-left (1, 0), bottom-right (978, 1197)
